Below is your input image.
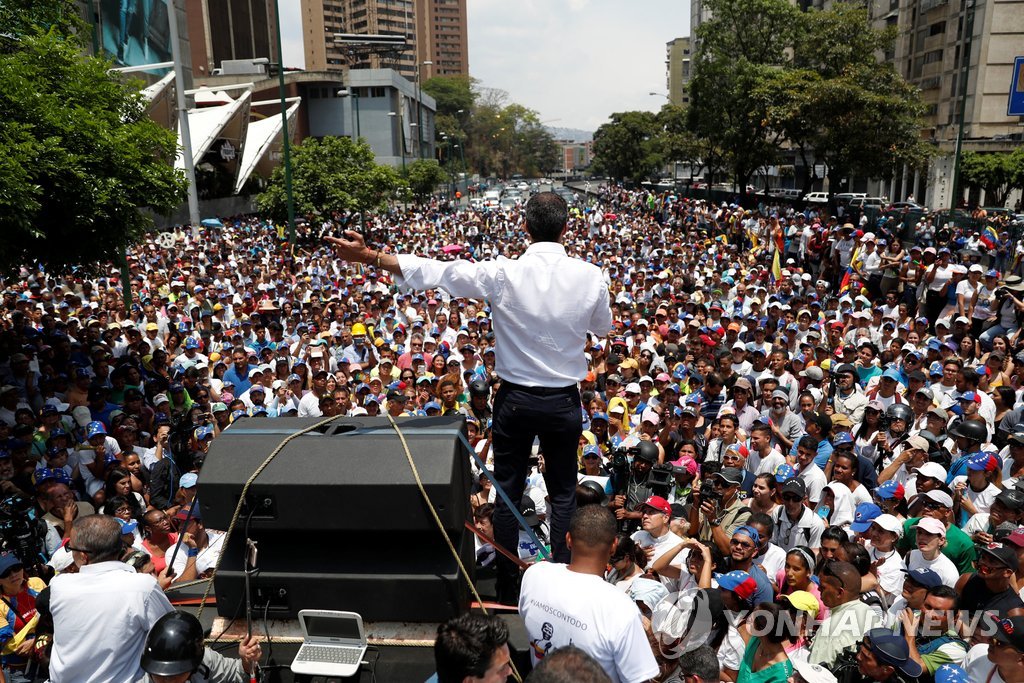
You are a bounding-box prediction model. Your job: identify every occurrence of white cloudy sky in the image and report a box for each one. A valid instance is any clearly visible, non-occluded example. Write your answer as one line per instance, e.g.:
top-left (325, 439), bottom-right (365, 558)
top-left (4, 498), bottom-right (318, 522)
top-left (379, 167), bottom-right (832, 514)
top-left (278, 0), bottom-right (691, 132)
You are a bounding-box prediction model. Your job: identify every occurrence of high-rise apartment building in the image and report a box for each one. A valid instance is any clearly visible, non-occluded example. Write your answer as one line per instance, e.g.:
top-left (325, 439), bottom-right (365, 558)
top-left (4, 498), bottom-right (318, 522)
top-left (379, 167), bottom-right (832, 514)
top-left (185, 0), bottom-right (279, 76)
top-left (666, 37), bottom-right (692, 107)
top-left (415, 0), bottom-right (469, 78)
top-left (301, 0), bottom-right (467, 78)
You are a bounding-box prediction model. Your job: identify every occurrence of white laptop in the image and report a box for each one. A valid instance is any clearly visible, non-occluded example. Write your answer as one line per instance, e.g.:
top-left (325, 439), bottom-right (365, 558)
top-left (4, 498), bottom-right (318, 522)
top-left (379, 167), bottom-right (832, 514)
top-left (290, 609), bottom-right (367, 678)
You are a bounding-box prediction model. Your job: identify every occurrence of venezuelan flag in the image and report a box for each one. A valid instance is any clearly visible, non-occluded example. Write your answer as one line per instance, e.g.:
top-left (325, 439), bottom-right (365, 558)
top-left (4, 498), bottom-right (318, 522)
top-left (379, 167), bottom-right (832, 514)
top-left (771, 249), bottom-right (782, 285)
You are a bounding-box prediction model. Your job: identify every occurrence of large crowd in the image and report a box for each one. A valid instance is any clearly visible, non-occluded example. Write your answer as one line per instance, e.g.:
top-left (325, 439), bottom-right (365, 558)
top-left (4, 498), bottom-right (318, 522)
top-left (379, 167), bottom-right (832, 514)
top-left (1, 185), bottom-right (1024, 682)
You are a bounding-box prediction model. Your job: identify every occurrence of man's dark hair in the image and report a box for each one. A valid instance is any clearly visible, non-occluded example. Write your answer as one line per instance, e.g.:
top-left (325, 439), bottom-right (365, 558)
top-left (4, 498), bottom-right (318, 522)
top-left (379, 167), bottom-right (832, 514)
top-left (678, 644), bottom-right (719, 682)
top-left (747, 511), bottom-right (774, 538)
top-left (524, 645), bottom-right (611, 682)
top-left (797, 435), bottom-right (820, 452)
top-left (705, 372), bottom-right (724, 389)
top-left (434, 613), bottom-right (509, 683)
top-left (569, 504), bottom-right (616, 549)
top-left (927, 585), bottom-right (958, 606)
top-left (718, 413), bottom-right (738, 428)
top-left (72, 514), bottom-right (123, 563)
top-left (524, 192), bottom-right (568, 242)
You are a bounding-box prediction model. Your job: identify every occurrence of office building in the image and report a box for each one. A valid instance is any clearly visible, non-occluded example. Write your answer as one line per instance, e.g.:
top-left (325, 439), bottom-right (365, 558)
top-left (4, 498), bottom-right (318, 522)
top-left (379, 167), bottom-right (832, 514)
top-left (415, 0), bottom-right (469, 78)
top-left (186, 0), bottom-right (280, 76)
top-left (666, 37), bottom-right (692, 107)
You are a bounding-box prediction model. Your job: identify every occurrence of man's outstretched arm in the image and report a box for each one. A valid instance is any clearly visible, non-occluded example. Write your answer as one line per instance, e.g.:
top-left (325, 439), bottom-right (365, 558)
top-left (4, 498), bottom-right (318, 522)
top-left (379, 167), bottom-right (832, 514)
top-left (326, 231), bottom-right (402, 274)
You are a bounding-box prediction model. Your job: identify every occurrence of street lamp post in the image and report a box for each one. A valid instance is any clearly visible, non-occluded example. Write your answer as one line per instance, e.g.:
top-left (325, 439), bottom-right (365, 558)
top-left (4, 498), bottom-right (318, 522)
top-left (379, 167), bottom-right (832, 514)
top-left (950, 0), bottom-right (976, 211)
top-left (271, 0), bottom-right (296, 250)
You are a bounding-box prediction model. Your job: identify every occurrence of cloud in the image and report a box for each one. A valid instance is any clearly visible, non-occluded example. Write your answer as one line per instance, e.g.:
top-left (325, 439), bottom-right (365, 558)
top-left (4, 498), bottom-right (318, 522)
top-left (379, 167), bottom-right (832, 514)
top-left (278, 0), bottom-right (690, 132)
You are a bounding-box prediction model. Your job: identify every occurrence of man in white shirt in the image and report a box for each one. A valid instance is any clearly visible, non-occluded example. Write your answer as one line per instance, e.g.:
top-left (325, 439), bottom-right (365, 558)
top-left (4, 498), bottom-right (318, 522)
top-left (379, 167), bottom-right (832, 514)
top-left (519, 505), bottom-right (659, 683)
top-left (630, 495), bottom-right (682, 587)
top-left (49, 515), bottom-right (174, 683)
top-left (329, 193), bottom-right (613, 604)
top-left (772, 478), bottom-right (825, 552)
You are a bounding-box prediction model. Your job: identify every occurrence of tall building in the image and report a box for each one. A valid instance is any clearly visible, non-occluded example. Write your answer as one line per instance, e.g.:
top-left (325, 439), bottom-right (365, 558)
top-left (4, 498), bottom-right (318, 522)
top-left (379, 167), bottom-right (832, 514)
top-left (415, 0), bottom-right (469, 78)
top-left (666, 37), bottom-right (692, 107)
top-left (871, 0), bottom-right (1024, 207)
top-left (301, 0), bottom-right (467, 78)
top-left (185, 0), bottom-right (279, 76)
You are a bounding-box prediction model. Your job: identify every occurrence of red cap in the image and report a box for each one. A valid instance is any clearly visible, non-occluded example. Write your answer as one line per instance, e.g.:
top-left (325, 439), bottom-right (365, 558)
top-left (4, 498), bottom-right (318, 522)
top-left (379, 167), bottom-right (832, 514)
top-left (641, 495), bottom-right (672, 517)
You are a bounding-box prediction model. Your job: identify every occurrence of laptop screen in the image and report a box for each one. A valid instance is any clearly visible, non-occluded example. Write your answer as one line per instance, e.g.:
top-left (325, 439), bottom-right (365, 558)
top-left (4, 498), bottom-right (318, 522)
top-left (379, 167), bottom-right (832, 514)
top-left (305, 615), bottom-right (361, 641)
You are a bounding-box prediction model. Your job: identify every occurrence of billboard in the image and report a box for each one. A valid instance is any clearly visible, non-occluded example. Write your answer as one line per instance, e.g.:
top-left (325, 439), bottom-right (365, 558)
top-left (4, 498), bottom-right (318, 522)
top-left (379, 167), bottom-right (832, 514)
top-left (1010, 56), bottom-right (1024, 117)
top-left (98, 0), bottom-right (174, 69)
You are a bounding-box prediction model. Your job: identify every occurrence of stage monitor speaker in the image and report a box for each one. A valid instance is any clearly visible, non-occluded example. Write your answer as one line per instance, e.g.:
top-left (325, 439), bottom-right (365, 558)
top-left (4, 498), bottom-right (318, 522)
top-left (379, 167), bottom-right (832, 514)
top-left (198, 416), bottom-right (471, 533)
top-left (198, 416), bottom-right (476, 622)
top-left (213, 528), bottom-right (475, 622)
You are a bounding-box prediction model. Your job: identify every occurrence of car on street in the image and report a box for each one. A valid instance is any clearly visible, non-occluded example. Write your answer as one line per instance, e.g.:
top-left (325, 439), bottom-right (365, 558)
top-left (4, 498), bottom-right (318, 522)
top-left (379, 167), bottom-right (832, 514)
top-left (803, 192), bottom-right (829, 204)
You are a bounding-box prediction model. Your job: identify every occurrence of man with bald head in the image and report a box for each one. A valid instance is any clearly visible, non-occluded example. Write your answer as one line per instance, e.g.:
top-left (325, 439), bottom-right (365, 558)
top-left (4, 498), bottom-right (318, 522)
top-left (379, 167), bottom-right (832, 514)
top-left (809, 560), bottom-right (882, 668)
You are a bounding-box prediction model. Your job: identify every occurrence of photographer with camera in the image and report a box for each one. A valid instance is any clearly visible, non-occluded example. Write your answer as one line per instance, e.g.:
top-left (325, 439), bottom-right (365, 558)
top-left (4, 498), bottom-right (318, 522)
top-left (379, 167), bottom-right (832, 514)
top-left (687, 467), bottom-right (751, 556)
top-left (979, 276), bottom-right (1024, 350)
top-left (610, 441), bottom-right (661, 534)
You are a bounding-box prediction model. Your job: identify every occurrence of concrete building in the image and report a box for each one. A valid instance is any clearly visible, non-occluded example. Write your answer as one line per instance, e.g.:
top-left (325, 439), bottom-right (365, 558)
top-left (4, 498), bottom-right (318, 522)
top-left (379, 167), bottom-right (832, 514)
top-left (414, 0), bottom-right (469, 78)
top-left (872, 0), bottom-right (1024, 208)
top-left (185, 0), bottom-right (279, 77)
top-left (301, 0), bottom-right (468, 78)
top-left (666, 37), bottom-right (692, 107)
top-left (558, 139), bottom-right (593, 173)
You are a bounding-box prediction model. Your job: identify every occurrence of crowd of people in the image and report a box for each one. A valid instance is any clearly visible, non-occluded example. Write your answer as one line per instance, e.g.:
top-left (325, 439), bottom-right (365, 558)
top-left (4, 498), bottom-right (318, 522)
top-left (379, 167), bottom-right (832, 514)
top-left (0, 183), bottom-right (1022, 682)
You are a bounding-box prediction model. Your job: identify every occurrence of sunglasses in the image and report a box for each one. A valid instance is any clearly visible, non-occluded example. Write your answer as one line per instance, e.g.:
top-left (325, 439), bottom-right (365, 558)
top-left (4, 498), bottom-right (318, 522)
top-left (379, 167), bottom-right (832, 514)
top-left (783, 494), bottom-right (803, 503)
top-left (729, 538), bottom-right (754, 550)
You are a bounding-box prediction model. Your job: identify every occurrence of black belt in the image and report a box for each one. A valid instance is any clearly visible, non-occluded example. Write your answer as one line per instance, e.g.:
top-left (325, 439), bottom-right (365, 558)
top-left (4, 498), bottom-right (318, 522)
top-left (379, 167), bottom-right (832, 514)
top-left (500, 380), bottom-right (578, 396)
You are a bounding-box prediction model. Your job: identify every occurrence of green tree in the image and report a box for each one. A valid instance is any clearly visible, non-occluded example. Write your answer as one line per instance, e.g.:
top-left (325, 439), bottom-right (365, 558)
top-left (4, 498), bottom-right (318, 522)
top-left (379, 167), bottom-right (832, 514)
top-left (767, 2), bottom-right (930, 197)
top-left (655, 104), bottom-right (706, 181)
top-left (0, 30), bottom-right (186, 276)
top-left (592, 111), bottom-right (661, 182)
top-left (403, 159), bottom-right (449, 201)
top-left (256, 136), bottom-right (405, 220)
top-left (960, 150), bottom-right (1024, 207)
top-left (421, 75), bottom-right (475, 120)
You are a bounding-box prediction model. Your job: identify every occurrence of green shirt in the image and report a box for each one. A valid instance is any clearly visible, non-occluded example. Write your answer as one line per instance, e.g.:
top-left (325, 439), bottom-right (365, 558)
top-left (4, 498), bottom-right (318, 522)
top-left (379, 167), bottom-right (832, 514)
top-left (897, 517), bottom-right (977, 574)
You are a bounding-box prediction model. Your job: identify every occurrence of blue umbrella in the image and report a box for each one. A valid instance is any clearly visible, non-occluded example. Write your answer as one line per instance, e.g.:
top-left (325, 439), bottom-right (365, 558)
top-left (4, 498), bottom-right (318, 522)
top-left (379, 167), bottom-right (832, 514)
top-left (200, 218), bottom-right (224, 228)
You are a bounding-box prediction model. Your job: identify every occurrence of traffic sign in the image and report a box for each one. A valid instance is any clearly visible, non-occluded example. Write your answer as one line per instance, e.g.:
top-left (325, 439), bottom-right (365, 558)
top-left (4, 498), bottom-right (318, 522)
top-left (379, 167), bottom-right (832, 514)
top-left (1009, 56), bottom-right (1024, 116)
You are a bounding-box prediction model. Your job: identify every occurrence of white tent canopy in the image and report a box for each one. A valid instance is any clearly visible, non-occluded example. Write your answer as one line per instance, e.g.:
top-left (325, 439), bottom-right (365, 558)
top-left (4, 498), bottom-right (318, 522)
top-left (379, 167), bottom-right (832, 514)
top-left (234, 100), bottom-right (300, 194)
top-left (174, 91), bottom-right (251, 170)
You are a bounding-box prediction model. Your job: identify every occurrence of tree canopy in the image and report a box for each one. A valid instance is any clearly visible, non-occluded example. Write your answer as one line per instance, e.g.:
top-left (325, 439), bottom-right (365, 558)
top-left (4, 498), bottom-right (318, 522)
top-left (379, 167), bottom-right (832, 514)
top-left (0, 20), bottom-right (186, 276)
top-left (960, 149), bottom-right (1024, 207)
top-left (256, 136), bottom-right (404, 220)
top-left (403, 159), bottom-right (449, 201)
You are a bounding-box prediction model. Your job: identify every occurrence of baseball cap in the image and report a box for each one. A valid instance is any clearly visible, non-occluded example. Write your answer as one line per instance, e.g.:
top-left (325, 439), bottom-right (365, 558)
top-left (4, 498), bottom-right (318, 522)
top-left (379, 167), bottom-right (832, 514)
top-left (714, 467), bottom-right (744, 487)
top-left (85, 421), bottom-right (106, 439)
top-left (959, 390), bottom-right (982, 404)
top-left (0, 553), bottom-right (23, 576)
top-left (779, 590), bottom-right (820, 617)
top-left (902, 567), bottom-right (943, 589)
top-left (913, 517), bottom-right (947, 536)
top-left (863, 628), bottom-right (923, 678)
top-left (193, 425), bottom-right (214, 440)
top-left (774, 464), bottom-right (796, 483)
top-left (714, 570), bottom-right (758, 605)
top-left (779, 478), bottom-right (807, 499)
top-left (179, 472), bottom-right (199, 489)
top-left (980, 542), bottom-right (1020, 571)
top-left (640, 407), bottom-right (660, 425)
top-left (967, 452), bottom-right (1000, 472)
top-left (871, 513), bottom-right (904, 538)
top-left (641, 495), bottom-right (672, 516)
top-left (790, 659), bottom-right (836, 683)
top-left (919, 489), bottom-right (954, 509)
top-left (875, 480), bottom-right (905, 501)
top-left (994, 616), bottom-right (1024, 652)
top-left (850, 502), bottom-right (883, 533)
top-left (914, 462), bottom-right (947, 482)
top-left (733, 525), bottom-right (760, 545)
top-left (996, 491), bottom-right (1024, 512)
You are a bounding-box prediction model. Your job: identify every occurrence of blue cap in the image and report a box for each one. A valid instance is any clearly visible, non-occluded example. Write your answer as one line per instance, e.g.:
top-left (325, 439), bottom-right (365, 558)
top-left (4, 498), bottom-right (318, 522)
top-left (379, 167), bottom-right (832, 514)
top-left (864, 628), bottom-right (923, 678)
top-left (934, 664), bottom-right (969, 683)
top-left (231, 409), bottom-right (247, 422)
top-left (672, 366), bottom-right (688, 380)
top-left (117, 518), bottom-right (139, 535)
top-left (591, 412), bottom-right (608, 422)
top-left (832, 432), bottom-right (854, 447)
top-left (179, 472), bottom-right (199, 488)
top-left (49, 427), bottom-right (68, 439)
top-left (169, 382), bottom-right (185, 393)
top-left (733, 525), bottom-right (760, 545)
top-left (424, 401), bottom-right (441, 412)
top-left (881, 367), bottom-right (902, 382)
top-left (34, 467), bottom-right (71, 486)
top-left (582, 444), bottom-right (601, 458)
top-left (929, 361), bottom-right (944, 376)
top-left (184, 338), bottom-right (200, 350)
top-left (252, 406), bottom-right (268, 416)
top-left (774, 464), bottom-right (796, 483)
top-left (713, 570), bottom-right (757, 604)
top-left (850, 502), bottom-right (883, 532)
top-left (287, 374), bottom-right (302, 383)
top-left (85, 421), bottom-right (106, 440)
top-left (0, 553), bottom-right (23, 575)
top-left (875, 480), bottom-right (904, 500)
top-left (193, 425), bottom-right (214, 441)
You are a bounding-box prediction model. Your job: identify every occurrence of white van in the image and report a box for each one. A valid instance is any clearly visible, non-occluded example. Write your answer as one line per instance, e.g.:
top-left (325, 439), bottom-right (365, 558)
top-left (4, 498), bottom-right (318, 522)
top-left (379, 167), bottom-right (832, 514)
top-left (803, 192), bottom-right (829, 204)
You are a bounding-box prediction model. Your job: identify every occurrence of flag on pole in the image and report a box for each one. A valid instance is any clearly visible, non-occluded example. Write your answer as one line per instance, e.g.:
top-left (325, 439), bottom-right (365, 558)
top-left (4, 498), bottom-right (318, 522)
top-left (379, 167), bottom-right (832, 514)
top-left (839, 267), bottom-right (853, 294)
top-left (771, 249), bottom-right (782, 285)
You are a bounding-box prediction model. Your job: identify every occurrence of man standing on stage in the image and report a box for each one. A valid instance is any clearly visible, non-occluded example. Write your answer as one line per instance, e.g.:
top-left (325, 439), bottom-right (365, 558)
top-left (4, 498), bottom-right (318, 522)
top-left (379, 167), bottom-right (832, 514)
top-left (328, 192), bottom-right (613, 602)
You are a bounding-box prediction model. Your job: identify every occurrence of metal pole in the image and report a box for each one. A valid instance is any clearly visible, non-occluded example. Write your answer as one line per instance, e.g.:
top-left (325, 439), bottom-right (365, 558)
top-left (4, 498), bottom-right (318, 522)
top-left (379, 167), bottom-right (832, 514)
top-left (950, 0), bottom-right (975, 211)
top-left (355, 92), bottom-right (361, 138)
top-left (415, 66), bottom-right (424, 160)
top-left (272, 0), bottom-right (297, 250)
top-left (165, 0), bottom-right (200, 235)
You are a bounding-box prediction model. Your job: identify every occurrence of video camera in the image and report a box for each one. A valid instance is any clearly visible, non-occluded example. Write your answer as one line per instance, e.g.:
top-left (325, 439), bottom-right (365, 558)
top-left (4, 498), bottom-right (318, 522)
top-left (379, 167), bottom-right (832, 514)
top-left (0, 495), bottom-right (49, 567)
top-left (608, 446), bottom-right (638, 495)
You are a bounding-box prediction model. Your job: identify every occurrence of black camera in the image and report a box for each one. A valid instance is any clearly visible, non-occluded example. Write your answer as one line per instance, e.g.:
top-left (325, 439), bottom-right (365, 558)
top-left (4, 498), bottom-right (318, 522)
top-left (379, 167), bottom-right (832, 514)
top-left (0, 495), bottom-right (49, 567)
top-left (608, 446), bottom-right (639, 495)
top-left (648, 463), bottom-right (675, 499)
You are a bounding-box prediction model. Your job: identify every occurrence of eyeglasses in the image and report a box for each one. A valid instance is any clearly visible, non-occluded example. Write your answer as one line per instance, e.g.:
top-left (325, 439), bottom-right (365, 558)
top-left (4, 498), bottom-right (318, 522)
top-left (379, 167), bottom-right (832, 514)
top-left (782, 494), bottom-right (803, 503)
top-left (729, 538), bottom-right (754, 550)
top-left (66, 545), bottom-right (89, 554)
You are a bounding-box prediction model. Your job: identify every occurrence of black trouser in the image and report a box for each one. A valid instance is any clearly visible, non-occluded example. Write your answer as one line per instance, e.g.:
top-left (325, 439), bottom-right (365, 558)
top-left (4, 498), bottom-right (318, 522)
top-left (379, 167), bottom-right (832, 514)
top-left (925, 290), bottom-right (946, 333)
top-left (491, 381), bottom-right (581, 582)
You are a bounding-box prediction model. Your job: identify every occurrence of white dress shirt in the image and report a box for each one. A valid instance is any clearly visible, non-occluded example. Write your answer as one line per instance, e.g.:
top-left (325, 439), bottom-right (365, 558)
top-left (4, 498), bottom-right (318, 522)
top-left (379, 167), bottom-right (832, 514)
top-left (396, 242), bottom-right (613, 387)
top-left (49, 561), bottom-right (174, 683)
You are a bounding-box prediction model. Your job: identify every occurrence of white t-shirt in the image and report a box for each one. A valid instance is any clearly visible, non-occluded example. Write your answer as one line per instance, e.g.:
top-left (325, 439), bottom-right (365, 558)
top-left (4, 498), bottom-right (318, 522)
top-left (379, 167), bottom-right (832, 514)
top-left (77, 436), bottom-right (122, 497)
top-left (755, 543), bottom-right (787, 580)
top-left (907, 549), bottom-right (960, 587)
top-left (519, 563), bottom-right (659, 683)
top-left (631, 529), bottom-right (683, 590)
top-left (952, 477), bottom-right (1001, 515)
top-left (797, 463), bottom-right (828, 504)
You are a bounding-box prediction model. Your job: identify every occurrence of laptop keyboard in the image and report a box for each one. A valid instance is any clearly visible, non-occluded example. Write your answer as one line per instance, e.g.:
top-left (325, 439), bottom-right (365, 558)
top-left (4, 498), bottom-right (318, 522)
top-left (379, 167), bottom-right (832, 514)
top-left (296, 644), bottom-right (362, 664)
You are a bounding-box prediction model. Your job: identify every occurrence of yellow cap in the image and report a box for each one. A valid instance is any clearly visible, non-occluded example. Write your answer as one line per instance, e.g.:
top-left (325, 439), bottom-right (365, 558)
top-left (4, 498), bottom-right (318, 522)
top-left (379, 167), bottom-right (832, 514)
top-left (781, 590), bottom-right (819, 616)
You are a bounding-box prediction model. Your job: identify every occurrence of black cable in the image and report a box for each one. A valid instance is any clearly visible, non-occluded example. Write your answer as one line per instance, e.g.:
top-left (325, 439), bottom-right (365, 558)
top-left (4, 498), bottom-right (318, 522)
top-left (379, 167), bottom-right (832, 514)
top-left (262, 599), bottom-right (273, 667)
top-left (364, 645), bottom-right (381, 683)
